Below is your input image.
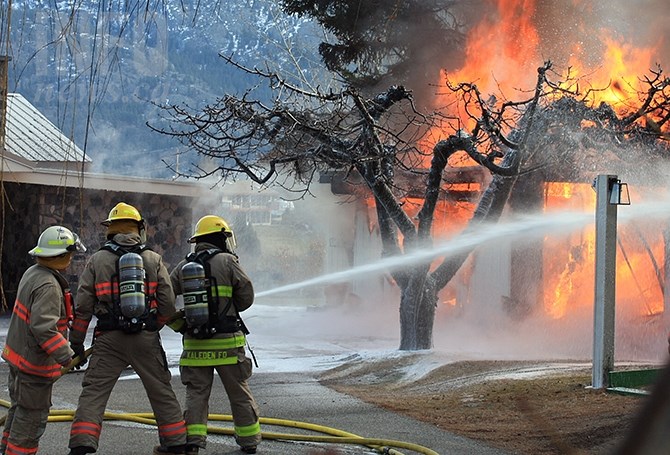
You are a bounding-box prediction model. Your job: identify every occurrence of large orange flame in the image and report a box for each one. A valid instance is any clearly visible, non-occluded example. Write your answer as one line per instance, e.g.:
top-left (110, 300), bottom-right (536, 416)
top-left (436, 0), bottom-right (663, 122)
top-left (565, 34), bottom-right (658, 107)
top-left (425, 0), bottom-right (667, 320)
top-left (543, 183), bottom-right (664, 319)
top-left (450, 0), bottom-right (540, 95)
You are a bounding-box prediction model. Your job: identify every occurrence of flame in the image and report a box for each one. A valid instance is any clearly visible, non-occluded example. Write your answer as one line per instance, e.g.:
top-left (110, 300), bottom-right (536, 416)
top-left (543, 183), bottom-right (595, 319)
top-left (449, 0), bottom-right (540, 97)
top-left (365, 196), bottom-right (474, 240)
top-left (421, 0), bottom-right (542, 151)
top-left (432, 0), bottom-right (664, 128)
top-left (432, 0), bottom-right (541, 133)
top-left (404, 1), bottom-right (669, 321)
top-left (543, 183), bottom-right (664, 319)
top-left (397, 197), bottom-right (474, 237)
top-left (425, 1), bottom-right (666, 321)
top-left (564, 35), bottom-right (657, 108)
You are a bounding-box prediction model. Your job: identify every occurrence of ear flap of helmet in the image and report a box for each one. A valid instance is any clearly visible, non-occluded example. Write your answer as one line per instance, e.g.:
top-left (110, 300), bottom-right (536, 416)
top-left (225, 231), bottom-right (237, 252)
top-left (139, 219), bottom-right (147, 244)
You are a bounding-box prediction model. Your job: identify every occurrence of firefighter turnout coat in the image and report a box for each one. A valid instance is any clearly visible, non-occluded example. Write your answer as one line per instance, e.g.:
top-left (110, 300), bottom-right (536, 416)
top-left (1, 264), bottom-right (75, 455)
top-left (170, 241), bottom-right (261, 450)
top-left (67, 233), bottom-right (186, 452)
top-left (2, 264), bottom-right (74, 376)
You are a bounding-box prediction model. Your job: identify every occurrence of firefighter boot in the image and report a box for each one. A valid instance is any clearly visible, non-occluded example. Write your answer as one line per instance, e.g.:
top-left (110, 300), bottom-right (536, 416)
top-left (68, 447), bottom-right (96, 455)
top-left (235, 435), bottom-right (257, 453)
top-left (153, 444), bottom-right (186, 454)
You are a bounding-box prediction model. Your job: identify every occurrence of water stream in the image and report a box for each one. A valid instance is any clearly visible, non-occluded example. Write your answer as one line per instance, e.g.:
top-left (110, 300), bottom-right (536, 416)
top-left (255, 198), bottom-right (670, 299)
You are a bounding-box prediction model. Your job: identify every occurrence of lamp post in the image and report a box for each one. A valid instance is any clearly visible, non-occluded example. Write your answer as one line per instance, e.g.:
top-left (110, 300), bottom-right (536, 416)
top-left (592, 174), bottom-right (629, 389)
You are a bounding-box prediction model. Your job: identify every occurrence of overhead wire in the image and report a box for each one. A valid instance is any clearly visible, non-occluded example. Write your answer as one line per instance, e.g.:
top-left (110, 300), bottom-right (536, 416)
top-left (0, 0), bottom-right (10, 311)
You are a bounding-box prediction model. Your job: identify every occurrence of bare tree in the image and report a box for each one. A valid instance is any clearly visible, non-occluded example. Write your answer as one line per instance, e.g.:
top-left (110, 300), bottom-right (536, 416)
top-left (150, 58), bottom-right (670, 350)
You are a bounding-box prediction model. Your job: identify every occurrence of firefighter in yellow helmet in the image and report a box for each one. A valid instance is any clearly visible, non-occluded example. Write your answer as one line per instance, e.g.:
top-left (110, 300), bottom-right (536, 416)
top-left (67, 202), bottom-right (187, 455)
top-left (1, 226), bottom-right (86, 455)
top-left (169, 215), bottom-right (260, 454)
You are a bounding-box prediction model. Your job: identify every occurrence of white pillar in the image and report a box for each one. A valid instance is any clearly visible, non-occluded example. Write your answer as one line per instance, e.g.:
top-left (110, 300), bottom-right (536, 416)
top-left (592, 174), bottom-right (618, 389)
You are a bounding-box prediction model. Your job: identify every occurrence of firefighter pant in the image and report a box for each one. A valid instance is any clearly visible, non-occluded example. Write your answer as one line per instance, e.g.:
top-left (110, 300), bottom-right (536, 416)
top-left (180, 349), bottom-right (261, 449)
top-left (68, 330), bottom-right (186, 450)
top-left (1, 366), bottom-right (53, 455)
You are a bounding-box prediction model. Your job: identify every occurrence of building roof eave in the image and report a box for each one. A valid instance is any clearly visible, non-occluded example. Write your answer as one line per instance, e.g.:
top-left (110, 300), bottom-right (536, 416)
top-left (1, 163), bottom-right (207, 198)
top-left (0, 149), bottom-right (34, 172)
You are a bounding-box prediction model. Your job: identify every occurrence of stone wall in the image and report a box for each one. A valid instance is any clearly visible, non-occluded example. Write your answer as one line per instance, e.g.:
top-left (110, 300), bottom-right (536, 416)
top-left (1, 182), bottom-right (43, 308)
top-left (0, 182), bottom-right (197, 311)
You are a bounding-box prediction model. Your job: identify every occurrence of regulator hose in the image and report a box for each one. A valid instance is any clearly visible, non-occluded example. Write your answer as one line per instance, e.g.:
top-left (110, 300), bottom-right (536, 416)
top-left (0, 350), bottom-right (438, 455)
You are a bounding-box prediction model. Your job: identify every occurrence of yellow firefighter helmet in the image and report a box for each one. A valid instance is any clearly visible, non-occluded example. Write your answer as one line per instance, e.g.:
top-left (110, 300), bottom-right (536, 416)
top-left (188, 215), bottom-right (234, 244)
top-left (102, 202), bottom-right (143, 226)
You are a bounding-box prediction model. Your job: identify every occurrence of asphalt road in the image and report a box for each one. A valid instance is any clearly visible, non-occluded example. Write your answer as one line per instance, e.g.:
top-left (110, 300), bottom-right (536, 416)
top-left (0, 362), bottom-right (511, 455)
top-left (0, 299), bottom-right (518, 455)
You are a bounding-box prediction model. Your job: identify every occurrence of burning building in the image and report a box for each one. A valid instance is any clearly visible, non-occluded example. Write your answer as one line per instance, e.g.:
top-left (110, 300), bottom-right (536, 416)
top-left (318, 0), bottom-right (670, 360)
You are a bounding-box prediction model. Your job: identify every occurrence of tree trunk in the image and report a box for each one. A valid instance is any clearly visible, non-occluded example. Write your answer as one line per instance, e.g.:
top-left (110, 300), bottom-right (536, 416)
top-left (399, 266), bottom-right (437, 350)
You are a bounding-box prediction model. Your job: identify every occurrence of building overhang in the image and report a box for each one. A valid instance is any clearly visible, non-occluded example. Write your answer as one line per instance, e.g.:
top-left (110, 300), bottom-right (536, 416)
top-left (0, 152), bottom-right (207, 198)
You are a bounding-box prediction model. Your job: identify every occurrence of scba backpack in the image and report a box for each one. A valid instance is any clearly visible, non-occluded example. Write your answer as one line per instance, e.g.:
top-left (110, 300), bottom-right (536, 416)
top-left (97, 242), bottom-right (158, 333)
top-left (181, 248), bottom-right (249, 339)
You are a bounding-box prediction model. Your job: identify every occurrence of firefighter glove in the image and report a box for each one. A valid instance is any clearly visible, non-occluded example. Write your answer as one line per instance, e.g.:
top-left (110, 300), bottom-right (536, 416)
top-left (71, 343), bottom-right (87, 369)
top-left (144, 310), bottom-right (159, 332)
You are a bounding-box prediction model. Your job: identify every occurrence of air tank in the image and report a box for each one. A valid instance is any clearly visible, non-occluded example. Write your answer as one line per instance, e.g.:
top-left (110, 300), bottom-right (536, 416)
top-left (118, 252), bottom-right (146, 318)
top-left (181, 261), bottom-right (210, 328)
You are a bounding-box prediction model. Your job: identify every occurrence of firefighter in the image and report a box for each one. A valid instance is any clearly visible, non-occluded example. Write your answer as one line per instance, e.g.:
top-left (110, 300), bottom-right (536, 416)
top-left (1, 225), bottom-right (86, 455)
top-left (67, 202), bottom-right (187, 455)
top-left (169, 215), bottom-right (261, 455)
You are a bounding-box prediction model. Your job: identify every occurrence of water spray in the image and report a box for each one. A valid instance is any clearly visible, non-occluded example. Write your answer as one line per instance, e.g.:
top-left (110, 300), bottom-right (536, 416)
top-left (256, 198), bottom-right (670, 299)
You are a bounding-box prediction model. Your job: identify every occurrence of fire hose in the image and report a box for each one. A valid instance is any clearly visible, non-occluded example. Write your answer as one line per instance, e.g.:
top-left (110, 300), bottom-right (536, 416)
top-left (0, 349), bottom-right (439, 455)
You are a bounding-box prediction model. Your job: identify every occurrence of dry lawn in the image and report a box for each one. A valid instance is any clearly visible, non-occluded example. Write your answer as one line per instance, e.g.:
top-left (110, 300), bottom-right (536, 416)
top-left (319, 356), bottom-right (649, 455)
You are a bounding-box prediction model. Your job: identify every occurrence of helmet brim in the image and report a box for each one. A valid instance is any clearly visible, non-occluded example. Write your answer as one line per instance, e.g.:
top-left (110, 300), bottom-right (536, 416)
top-left (188, 230), bottom-right (232, 243)
top-left (29, 247), bottom-right (67, 257)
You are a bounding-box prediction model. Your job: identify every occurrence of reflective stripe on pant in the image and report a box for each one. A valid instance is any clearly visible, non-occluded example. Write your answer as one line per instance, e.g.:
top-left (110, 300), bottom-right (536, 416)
top-left (1, 366), bottom-right (52, 455)
top-left (180, 347), bottom-right (261, 449)
top-left (180, 335), bottom-right (246, 367)
top-left (68, 330), bottom-right (186, 450)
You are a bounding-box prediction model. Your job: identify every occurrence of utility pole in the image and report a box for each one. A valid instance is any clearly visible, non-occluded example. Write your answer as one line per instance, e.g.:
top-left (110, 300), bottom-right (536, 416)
top-left (0, 55), bottom-right (9, 149)
top-left (592, 174), bottom-right (624, 389)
